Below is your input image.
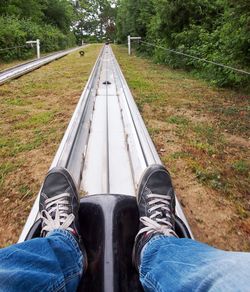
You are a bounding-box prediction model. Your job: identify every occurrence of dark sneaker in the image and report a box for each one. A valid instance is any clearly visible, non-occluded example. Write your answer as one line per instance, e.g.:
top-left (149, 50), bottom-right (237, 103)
top-left (133, 164), bottom-right (177, 269)
top-left (39, 167), bottom-right (81, 241)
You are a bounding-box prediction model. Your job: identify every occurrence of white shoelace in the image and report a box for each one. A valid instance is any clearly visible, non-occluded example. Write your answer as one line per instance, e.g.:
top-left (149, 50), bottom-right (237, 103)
top-left (138, 193), bottom-right (177, 237)
top-left (40, 193), bottom-right (75, 234)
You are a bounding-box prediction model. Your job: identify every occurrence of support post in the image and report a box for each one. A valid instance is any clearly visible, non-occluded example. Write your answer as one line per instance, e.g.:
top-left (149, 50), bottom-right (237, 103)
top-left (128, 36), bottom-right (141, 56)
top-left (128, 35), bottom-right (131, 55)
top-left (26, 39), bottom-right (40, 59)
top-left (36, 39), bottom-right (40, 59)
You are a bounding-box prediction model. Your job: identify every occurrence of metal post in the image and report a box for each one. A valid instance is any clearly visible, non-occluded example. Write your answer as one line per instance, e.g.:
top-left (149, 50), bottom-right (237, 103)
top-left (128, 35), bottom-right (131, 55)
top-left (36, 39), bottom-right (40, 59)
top-left (128, 36), bottom-right (141, 56)
top-left (26, 39), bottom-right (40, 59)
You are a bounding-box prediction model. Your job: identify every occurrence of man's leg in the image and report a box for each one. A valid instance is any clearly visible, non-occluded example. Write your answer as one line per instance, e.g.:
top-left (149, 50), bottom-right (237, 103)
top-left (133, 164), bottom-right (250, 292)
top-left (0, 167), bottom-right (87, 292)
top-left (0, 230), bottom-right (84, 292)
top-left (140, 236), bottom-right (250, 291)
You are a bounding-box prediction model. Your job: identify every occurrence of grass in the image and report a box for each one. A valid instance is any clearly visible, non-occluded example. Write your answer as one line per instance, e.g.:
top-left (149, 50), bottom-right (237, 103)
top-left (189, 161), bottom-right (224, 190)
top-left (4, 97), bottom-right (31, 106)
top-left (113, 44), bottom-right (250, 251)
top-left (170, 151), bottom-right (190, 159)
top-left (0, 162), bottom-right (17, 187)
top-left (167, 115), bottom-right (190, 125)
top-left (232, 160), bottom-right (249, 175)
top-left (0, 44), bottom-right (102, 247)
top-left (15, 111), bottom-right (55, 129)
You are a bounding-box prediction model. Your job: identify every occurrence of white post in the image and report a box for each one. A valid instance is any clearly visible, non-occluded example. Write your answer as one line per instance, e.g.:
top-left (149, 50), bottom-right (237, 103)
top-left (36, 39), bottom-right (40, 59)
top-left (128, 36), bottom-right (141, 56)
top-left (128, 35), bottom-right (131, 55)
top-left (26, 40), bottom-right (40, 59)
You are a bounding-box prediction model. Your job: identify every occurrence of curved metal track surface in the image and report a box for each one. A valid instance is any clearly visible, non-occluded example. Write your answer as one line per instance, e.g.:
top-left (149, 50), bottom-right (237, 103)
top-left (0, 46), bottom-right (85, 85)
top-left (19, 45), bottom-right (193, 242)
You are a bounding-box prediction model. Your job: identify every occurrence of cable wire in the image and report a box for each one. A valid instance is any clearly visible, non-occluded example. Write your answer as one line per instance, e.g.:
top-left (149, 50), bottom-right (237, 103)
top-left (0, 44), bottom-right (31, 52)
top-left (140, 40), bottom-right (250, 75)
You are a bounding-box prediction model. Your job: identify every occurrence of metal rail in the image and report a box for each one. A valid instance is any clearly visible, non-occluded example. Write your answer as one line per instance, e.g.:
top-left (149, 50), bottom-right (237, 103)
top-left (19, 45), bottom-right (193, 242)
top-left (0, 46), bottom-right (85, 85)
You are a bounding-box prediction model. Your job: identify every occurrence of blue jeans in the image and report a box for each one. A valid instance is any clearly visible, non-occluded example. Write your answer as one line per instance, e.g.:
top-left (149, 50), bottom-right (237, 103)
top-left (140, 236), bottom-right (250, 291)
top-left (0, 230), bottom-right (83, 292)
top-left (0, 232), bottom-right (249, 291)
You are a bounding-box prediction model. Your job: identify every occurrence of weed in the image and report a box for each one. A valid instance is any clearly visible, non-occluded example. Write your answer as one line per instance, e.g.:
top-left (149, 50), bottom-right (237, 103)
top-left (15, 111), bottom-right (55, 129)
top-left (19, 185), bottom-right (30, 196)
top-left (193, 123), bottom-right (216, 144)
top-left (0, 161), bottom-right (16, 187)
top-left (223, 107), bottom-right (239, 116)
top-left (232, 160), bottom-right (249, 175)
top-left (129, 78), bottom-right (149, 90)
top-left (167, 115), bottom-right (190, 125)
top-left (144, 93), bottom-right (162, 103)
top-left (190, 161), bottom-right (224, 190)
top-left (4, 97), bottom-right (31, 106)
top-left (0, 137), bottom-right (18, 149)
top-left (191, 141), bottom-right (216, 156)
top-left (170, 151), bottom-right (190, 159)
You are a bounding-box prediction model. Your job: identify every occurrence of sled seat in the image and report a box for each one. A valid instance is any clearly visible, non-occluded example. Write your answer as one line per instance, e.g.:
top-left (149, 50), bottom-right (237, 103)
top-left (25, 194), bottom-right (191, 292)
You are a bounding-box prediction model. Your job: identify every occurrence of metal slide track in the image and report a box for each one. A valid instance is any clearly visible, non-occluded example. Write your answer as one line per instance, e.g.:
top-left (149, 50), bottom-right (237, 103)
top-left (0, 46), bottom-right (85, 85)
top-left (19, 45), bottom-right (192, 242)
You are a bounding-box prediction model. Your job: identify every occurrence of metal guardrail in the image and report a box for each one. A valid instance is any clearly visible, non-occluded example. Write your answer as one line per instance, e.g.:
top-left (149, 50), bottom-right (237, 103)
top-left (0, 46), bottom-right (85, 85)
top-left (19, 44), bottom-right (193, 242)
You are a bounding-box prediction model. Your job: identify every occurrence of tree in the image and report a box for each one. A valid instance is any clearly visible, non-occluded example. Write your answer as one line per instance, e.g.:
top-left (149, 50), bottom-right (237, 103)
top-left (73, 0), bottom-right (116, 42)
top-left (115, 0), bottom-right (250, 88)
top-left (42, 0), bottom-right (75, 33)
top-left (0, 0), bottom-right (77, 61)
top-left (0, 0), bottom-right (44, 22)
top-left (116, 0), bottom-right (154, 43)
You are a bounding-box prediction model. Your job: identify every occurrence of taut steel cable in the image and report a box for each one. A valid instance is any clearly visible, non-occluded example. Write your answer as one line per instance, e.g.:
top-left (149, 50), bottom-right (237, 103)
top-left (139, 40), bottom-right (250, 75)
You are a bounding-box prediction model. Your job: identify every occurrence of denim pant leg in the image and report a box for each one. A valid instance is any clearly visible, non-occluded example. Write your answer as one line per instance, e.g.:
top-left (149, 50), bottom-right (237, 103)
top-left (0, 229), bottom-right (84, 292)
top-left (139, 236), bottom-right (250, 292)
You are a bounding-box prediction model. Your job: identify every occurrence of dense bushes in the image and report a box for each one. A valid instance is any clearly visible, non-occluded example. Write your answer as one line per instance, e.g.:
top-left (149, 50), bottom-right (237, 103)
top-left (0, 16), bottom-right (76, 61)
top-left (116, 0), bottom-right (250, 89)
top-left (0, 0), bottom-right (77, 62)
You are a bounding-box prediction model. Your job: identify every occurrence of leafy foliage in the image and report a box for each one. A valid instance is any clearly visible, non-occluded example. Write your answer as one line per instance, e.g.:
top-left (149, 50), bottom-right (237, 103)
top-left (0, 0), bottom-right (117, 61)
top-left (0, 16), bottom-right (76, 61)
top-left (116, 0), bottom-right (250, 89)
top-left (73, 0), bottom-right (116, 42)
top-left (42, 0), bottom-right (75, 33)
top-left (0, 0), bottom-right (76, 61)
